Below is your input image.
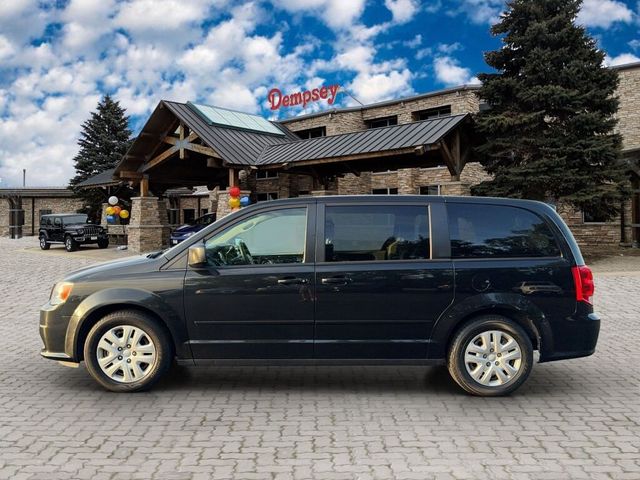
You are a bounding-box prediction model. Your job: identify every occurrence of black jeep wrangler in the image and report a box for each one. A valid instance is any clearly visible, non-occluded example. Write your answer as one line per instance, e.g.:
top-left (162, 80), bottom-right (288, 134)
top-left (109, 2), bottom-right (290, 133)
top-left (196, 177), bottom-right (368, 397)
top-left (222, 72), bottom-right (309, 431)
top-left (39, 214), bottom-right (109, 252)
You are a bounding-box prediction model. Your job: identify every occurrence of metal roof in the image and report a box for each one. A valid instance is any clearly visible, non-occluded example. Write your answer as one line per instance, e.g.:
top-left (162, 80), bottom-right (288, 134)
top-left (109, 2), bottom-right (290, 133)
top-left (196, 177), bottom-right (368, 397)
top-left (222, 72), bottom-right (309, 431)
top-left (257, 114), bottom-right (469, 166)
top-left (162, 101), bottom-right (299, 166)
top-left (0, 187), bottom-right (76, 197)
top-left (75, 168), bottom-right (118, 188)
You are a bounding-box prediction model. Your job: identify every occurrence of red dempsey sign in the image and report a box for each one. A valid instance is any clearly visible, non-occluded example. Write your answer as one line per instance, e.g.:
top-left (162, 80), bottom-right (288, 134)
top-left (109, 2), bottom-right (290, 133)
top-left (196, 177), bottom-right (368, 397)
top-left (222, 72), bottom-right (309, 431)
top-left (268, 84), bottom-right (340, 110)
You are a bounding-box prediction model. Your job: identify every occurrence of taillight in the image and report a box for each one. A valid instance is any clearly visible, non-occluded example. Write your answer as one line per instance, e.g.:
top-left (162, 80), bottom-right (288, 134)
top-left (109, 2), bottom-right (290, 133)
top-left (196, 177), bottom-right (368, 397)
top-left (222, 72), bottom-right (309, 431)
top-left (572, 265), bottom-right (594, 304)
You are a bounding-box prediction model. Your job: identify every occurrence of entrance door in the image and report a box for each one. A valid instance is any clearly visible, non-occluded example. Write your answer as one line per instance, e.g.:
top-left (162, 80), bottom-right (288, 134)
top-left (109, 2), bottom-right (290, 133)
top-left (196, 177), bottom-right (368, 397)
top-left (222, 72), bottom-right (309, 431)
top-left (184, 203), bottom-right (316, 359)
top-left (314, 202), bottom-right (454, 359)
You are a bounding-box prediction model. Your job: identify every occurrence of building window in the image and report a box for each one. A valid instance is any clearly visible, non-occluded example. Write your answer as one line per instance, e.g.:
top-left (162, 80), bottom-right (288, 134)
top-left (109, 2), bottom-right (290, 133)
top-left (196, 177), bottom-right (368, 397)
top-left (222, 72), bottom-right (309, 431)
top-left (583, 208), bottom-right (610, 224)
top-left (366, 116), bottom-right (398, 129)
top-left (325, 205), bottom-right (430, 262)
top-left (413, 105), bottom-right (452, 121)
top-left (420, 185), bottom-right (441, 195)
top-left (257, 192), bottom-right (279, 202)
top-left (372, 188), bottom-right (398, 195)
top-left (295, 126), bottom-right (326, 139)
top-left (183, 209), bottom-right (196, 224)
top-left (256, 170), bottom-right (279, 180)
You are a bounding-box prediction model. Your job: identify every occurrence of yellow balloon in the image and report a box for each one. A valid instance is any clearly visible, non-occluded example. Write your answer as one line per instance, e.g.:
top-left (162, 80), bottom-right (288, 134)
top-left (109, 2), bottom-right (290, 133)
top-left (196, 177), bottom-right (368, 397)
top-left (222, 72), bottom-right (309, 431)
top-left (119, 209), bottom-right (129, 219)
top-left (229, 197), bottom-right (241, 208)
top-left (105, 206), bottom-right (114, 215)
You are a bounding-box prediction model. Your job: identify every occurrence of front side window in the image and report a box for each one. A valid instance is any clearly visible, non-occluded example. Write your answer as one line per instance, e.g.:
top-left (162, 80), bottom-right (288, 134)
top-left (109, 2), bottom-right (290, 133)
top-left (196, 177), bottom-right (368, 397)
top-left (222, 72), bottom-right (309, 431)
top-left (448, 204), bottom-right (561, 258)
top-left (325, 205), bottom-right (430, 262)
top-left (204, 208), bottom-right (306, 266)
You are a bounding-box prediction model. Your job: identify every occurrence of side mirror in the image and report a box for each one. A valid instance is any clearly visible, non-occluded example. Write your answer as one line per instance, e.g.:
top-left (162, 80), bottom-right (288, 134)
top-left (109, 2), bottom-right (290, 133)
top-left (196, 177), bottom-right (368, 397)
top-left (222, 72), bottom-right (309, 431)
top-left (188, 245), bottom-right (207, 268)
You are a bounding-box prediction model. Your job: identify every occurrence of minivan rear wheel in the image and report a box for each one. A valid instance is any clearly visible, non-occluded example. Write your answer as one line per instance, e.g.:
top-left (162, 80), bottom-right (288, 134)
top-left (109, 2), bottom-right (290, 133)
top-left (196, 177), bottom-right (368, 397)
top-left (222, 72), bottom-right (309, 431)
top-left (84, 310), bottom-right (172, 392)
top-left (447, 315), bottom-right (533, 396)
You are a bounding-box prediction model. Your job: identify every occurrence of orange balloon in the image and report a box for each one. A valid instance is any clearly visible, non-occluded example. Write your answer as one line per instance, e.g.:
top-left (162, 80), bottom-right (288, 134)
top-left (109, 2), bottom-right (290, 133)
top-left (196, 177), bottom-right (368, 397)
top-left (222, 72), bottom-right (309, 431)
top-left (113, 206), bottom-right (122, 215)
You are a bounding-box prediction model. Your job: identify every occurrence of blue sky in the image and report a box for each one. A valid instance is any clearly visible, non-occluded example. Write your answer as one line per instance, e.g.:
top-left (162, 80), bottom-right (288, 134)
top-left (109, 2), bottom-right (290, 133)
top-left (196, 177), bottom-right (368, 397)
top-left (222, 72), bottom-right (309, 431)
top-left (0, 0), bottom-right (638, 187)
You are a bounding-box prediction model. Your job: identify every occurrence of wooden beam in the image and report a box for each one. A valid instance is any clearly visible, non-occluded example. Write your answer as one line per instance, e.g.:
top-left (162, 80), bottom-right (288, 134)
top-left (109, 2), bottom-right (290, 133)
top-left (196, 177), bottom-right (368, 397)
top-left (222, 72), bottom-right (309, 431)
top-left (142, 145), bottom-right (178, 172)
top-left (228, 169), bottom-right (239, 187)
top-left (439, 139), bottom-right (460, 180)
top-left (178, 124), bottom-right (185, 160)
top-left (119, 170), bottom-right (143, 180)
top-left (140, 175), bottom-right (149, 197)
top-left (183, 142), bottom-right (223, 159)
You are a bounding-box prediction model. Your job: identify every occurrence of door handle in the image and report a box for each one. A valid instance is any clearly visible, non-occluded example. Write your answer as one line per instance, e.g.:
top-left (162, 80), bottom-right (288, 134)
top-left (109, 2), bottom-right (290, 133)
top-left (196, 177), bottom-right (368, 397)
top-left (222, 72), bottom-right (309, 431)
top-left (277, 277), bottom-right (308, 285)
top-left (321, 276), bottom-right (351, 285)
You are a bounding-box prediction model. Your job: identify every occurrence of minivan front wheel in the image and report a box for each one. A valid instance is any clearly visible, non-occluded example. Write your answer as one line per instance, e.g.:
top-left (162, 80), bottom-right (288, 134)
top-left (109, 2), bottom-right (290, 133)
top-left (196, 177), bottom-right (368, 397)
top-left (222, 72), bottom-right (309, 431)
top-left (447, 315), bottom-right (533, 396)
top-left (84, 310), bottom-right (172, 392)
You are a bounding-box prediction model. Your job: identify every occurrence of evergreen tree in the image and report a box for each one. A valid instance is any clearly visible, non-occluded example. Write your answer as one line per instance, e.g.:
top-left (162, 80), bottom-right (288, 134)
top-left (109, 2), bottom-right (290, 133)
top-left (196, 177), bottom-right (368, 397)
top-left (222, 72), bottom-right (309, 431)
top-left (472, 0), bottom-right (626, 218)
top-left (69, 95), bottom-right (132, 218)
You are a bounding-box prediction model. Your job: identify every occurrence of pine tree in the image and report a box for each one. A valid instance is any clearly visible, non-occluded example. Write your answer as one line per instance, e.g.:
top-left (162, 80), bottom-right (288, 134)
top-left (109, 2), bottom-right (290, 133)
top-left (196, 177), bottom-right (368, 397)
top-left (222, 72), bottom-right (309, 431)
top-left (69, 95), bottom-right (132, 217)
top-left (472, 0), bottom-right (627, 218)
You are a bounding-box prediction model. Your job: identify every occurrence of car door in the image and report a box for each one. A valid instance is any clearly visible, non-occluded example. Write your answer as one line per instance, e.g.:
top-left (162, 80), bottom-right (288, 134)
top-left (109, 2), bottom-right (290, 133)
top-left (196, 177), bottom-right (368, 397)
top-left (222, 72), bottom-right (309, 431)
top-left (183, 202), bottom-right (316, 360)
top-left (52, 217), bottom-right (63, 241)
top-left (314, 200), bottom-right (454, 359)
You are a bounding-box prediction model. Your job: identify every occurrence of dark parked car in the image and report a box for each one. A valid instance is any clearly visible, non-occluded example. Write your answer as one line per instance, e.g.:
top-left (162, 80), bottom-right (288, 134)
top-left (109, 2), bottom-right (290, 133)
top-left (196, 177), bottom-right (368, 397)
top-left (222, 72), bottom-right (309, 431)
top-left (39, 213), bottom-right (109, 252)
top-left (40, 196), bottom-right (599, 396)
top-left (170, 213), bottom-right (216, 245)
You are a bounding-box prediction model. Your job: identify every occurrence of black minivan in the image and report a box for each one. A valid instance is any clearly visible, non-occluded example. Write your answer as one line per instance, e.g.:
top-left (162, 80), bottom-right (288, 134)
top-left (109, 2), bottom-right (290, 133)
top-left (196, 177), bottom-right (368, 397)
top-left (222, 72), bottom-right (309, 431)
top-left (40, 196), bottom-right (599, 396)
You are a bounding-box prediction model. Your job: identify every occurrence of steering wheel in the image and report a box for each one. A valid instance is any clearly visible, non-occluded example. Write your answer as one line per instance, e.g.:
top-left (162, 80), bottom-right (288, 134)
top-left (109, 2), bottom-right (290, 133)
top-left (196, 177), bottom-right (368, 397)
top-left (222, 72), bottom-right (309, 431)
top-left (234, 238), bottom-right (254, 264)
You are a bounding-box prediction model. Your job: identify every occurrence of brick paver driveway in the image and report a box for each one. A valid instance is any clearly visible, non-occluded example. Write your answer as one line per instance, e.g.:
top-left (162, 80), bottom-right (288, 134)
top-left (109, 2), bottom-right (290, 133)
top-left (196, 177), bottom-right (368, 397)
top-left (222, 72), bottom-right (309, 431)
top-left (1, 237), bottom-right (639, 480)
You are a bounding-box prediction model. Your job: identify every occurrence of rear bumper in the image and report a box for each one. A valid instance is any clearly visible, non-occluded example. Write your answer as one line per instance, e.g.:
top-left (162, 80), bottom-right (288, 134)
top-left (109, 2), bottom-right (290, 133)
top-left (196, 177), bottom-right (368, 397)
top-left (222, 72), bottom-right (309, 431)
top-left (540, 309), bottom-right (600, 362)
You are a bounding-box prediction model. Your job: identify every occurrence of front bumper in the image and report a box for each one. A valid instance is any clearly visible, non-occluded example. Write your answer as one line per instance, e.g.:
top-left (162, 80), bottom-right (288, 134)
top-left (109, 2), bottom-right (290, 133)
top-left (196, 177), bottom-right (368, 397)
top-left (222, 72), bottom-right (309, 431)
top-left (39, 302), bottom-right (74, 361)
top-left (73, 234), bottom-right (108, 243)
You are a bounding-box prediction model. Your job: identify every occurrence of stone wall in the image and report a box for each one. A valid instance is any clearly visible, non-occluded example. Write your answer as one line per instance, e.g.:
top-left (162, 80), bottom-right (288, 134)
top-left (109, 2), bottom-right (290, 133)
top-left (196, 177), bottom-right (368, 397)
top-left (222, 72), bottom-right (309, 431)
top-left (283, 88), bottom-right (480, 135)
top-left (616, 64), bottom-right (640, 151)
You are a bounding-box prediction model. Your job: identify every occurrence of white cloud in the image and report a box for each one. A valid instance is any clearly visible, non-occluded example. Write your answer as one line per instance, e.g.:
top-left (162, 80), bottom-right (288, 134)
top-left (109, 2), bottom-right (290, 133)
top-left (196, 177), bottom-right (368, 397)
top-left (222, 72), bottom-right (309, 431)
top-left (577, 0), bottom-right (633, 29)
top-left (433, 56), bottom-right (479, 86)
top-left (456, 0), bottom-right (503, 25)
top-left (385, 0), bottom-right (420, 24)
top-left (605, 52), bottom-right (640, 66)
top-left (348, 69), bottom-right (413, 104)
top-left (404, 34), bottom-right (422, 48)
top-left (272, 0), bottom-right (366, 30)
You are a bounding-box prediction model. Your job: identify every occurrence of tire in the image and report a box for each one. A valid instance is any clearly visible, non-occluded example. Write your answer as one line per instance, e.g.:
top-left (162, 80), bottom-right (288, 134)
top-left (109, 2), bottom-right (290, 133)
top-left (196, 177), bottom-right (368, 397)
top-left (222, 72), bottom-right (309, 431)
top-left (64, 235), bottom-right (78, 252)
top-left (83, 310), bottom-right (173, 392)
top-left (447, 315), bottom-right (533, 397)
top-left (97, 239), bottom-right (109, 249)
top-left (39, 234), bottom-right (50, 250)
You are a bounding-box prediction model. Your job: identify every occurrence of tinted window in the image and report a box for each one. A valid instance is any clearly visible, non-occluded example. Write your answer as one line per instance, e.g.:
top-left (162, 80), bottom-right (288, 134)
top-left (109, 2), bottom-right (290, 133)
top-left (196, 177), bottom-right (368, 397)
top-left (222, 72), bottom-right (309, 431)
top-left (325, 205), bottom-right (429, 262)
top-left (61, 215), bottom-right (87, 225)
top-left (204, 208), bottom-right (306, 266)
top-left (448, 204), bottom-right (560, 258)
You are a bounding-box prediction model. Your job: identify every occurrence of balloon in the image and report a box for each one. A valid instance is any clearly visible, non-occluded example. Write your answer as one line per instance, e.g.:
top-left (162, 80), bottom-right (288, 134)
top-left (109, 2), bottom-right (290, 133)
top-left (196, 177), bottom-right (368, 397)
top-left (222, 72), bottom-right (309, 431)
top-left (106, 215), bottom-right (116, 224)
top-left (231, 207), bottom-right (240, 212)
top-left (105, 206), bottom-right (114, 215)
top-left (113, 206), bottom-right (121, 215)
top-left (108, 196), bottom-right (118, 206)
top-left (119, 209), bottom-right (129, 219)
top-left (240, 196), bottom-right (250, 207)
top-left (228, 197), bottom-right (241, 209)
top-left (229, 186), bottom-right (241, 198)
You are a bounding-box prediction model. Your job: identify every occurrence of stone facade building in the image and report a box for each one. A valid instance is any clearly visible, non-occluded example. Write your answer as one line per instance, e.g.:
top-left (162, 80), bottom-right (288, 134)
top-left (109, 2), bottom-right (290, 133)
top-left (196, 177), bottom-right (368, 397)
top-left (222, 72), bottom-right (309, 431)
top-left (2, 63), bottom-right (639, 252)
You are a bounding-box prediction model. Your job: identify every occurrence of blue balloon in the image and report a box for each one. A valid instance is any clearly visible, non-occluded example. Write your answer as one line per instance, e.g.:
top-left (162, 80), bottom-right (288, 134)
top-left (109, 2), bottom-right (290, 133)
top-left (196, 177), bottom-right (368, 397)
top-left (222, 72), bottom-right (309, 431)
top-left (240, 196), bottom-right (251, 207)
top-left (106, 215), bottom-right (116, 224)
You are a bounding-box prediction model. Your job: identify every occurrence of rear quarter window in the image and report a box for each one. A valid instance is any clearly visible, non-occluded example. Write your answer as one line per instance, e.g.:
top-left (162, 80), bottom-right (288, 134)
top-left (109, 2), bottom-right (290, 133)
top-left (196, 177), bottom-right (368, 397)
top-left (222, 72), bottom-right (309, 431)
top-left (447, 203), bottom-right (561, 258)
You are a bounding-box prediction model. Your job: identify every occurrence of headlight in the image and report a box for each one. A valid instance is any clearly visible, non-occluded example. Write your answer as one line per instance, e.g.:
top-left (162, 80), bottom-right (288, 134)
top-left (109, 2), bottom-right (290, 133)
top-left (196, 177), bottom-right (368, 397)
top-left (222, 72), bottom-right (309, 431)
top-left (78, 229), bottom-right (84, 234)
top-left (50, 282), bottom-right (73, 305)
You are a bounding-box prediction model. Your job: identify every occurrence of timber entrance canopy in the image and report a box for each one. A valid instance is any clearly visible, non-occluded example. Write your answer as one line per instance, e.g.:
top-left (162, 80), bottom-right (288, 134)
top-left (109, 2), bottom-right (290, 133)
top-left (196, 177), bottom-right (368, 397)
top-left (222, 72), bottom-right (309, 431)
top-left (114, 100), bottom-right (475, 194)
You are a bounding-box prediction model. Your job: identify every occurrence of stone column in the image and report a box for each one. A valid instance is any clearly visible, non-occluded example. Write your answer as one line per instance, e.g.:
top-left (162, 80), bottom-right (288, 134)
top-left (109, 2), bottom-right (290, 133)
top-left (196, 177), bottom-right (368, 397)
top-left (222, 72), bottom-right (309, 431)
top-left (100, 203), bottom-right (110, 227)
top-left (127, 196), bottom-right (170, 254)
top-left (216, 189), bottom-right (251, 219)
top-left (398, 168), bottom-right (417, 195)
top-left (208, 187), bottom-right (219, 216)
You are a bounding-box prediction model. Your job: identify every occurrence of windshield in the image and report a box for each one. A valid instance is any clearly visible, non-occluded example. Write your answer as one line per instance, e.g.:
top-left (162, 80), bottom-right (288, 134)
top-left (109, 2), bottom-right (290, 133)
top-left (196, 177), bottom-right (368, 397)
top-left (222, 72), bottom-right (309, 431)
top-left (62, 215), bottom-right (88, 225)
